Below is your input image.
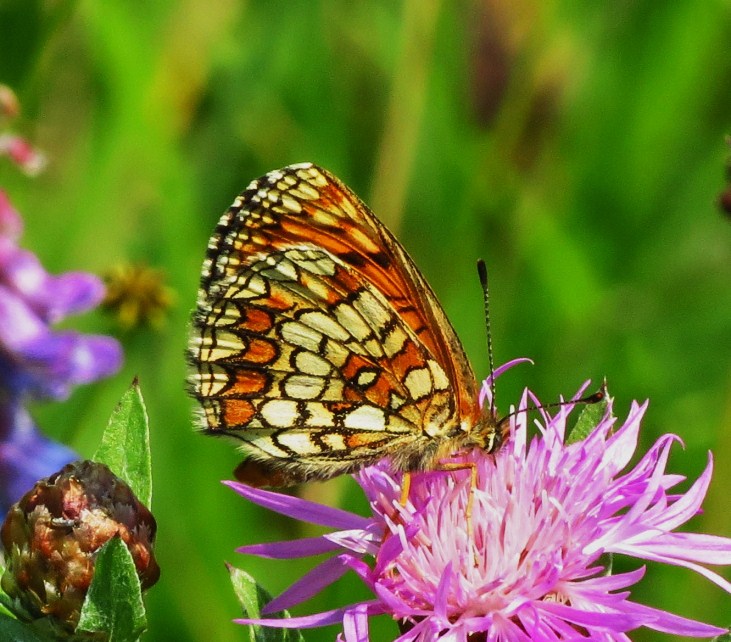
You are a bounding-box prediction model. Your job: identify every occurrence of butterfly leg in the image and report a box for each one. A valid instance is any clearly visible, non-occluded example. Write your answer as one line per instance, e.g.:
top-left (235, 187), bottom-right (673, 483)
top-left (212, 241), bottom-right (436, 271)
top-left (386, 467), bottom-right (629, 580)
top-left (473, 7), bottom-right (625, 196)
top-left (399, 471), bottom-right (412, 506)
top-left (398, 465), bottom-right (479, 564)
top-left (437, 462), bottom-right (478, 541)
top-left (400, 464), bottom-right (478, 538)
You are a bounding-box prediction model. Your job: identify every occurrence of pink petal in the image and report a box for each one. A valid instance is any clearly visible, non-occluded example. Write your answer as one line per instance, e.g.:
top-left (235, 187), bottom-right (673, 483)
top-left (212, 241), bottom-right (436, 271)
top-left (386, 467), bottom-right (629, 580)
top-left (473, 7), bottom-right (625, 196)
top-left (603, 401), bottom-right (646, 471)
top-left (236, 607), bottom-right (348, 628)
top-left (0, 190), bottom-right (22, 240)
top-left (620, 600), bottom-right (729, 637)
top-left (432, 562), bottom-right (453, 621)
top-left (651, 453), bottom-right (713, 531)
top-left (639, 532), bottom-right (731, 565)
top-left (479, 358), bottom-right (534, 408)
top-left (224, 480), bottom-right (370, 529)
top-left (342, 603), bottom-right (372, 642)
top-left (238, 535), bottom-right (340, 558)
top-left (324, 528), bottom-right (381, 555)
top-left (536, 601), bottom-right (645, 630)
top-left (564, 567), bottom-right (646, 594)
top-left (612, 545), bottom-right (731, 594)
top-left (262, 554), bottom-right (354, 613)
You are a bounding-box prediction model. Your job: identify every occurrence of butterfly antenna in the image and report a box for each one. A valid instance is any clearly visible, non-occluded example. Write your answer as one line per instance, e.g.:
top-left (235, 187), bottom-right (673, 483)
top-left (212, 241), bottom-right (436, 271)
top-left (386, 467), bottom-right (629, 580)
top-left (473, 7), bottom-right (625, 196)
top-left (477, 259), bottom-right (497, 419)
top-left (499, 385), bottom-right (607, 428)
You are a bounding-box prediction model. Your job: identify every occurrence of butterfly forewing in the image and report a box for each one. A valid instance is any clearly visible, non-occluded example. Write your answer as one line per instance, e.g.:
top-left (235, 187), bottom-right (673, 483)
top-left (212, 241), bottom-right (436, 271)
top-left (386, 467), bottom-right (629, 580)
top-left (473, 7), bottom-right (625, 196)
top-left (189, 163), bottom-right (486, 485)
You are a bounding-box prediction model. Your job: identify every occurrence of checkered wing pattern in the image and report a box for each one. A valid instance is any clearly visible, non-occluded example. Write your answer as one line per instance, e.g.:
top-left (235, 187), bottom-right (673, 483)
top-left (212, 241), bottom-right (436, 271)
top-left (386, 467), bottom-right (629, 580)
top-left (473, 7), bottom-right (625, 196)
top-left (188, 163), bottom-right (487, 486)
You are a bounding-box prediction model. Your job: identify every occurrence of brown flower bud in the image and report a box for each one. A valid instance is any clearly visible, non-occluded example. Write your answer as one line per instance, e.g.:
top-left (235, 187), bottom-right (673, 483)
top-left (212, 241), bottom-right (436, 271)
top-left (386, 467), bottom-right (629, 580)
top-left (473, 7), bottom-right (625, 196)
top-left (1, 460), bottom-right (159, 632)
top-left (0, 84), bottom-right (20, 119)
top-left (719, 186), bottom-right (731, 218)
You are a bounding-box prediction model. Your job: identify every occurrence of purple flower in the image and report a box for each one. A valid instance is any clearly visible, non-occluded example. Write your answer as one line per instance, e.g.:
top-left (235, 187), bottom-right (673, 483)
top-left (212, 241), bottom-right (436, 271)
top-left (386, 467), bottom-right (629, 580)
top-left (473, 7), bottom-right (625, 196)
top-left (0, 191), bottom-right (121, 400)
top-left (0, 401), bottom-right (77, 513)
top-left (0, 190), bottom-right (122, 513)
top-left (228, 370), bottom-right (731, 641)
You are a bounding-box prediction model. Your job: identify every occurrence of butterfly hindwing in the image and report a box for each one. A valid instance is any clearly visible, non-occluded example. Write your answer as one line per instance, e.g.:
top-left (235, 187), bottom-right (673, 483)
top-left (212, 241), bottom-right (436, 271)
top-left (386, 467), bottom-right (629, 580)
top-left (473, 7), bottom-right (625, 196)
top-left (191, 243), bottom-right (459, 482)
top-left (189, 163), bottom-right (487, 485)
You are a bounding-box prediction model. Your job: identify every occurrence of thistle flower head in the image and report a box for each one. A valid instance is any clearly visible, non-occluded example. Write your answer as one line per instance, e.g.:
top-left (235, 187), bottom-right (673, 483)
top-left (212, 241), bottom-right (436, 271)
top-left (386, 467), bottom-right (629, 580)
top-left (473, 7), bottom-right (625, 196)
top-left (229, 374), bottom-right (731, 641)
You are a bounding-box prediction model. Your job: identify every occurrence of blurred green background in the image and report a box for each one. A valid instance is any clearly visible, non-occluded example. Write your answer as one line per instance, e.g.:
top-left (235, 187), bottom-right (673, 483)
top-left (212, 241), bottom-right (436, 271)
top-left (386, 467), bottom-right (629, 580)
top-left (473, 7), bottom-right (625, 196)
top-left (1, 1), bottom-right (730, 640)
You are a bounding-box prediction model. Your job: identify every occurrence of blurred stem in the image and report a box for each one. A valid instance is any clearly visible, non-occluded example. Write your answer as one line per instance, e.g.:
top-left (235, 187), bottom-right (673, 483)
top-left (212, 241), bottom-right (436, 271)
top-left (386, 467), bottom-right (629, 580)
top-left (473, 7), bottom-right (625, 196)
top-left (704, 368), bottom-right (731, 532)
top-left (698, 367), bottom-right (731, 616)
top-left (370, 0), bottom-right (441, 232)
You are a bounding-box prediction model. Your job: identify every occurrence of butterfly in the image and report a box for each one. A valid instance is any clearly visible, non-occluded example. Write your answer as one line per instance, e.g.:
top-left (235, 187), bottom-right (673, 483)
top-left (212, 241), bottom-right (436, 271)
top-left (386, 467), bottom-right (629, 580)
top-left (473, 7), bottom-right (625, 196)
top-left (188, 163), bottom-right (502, 487)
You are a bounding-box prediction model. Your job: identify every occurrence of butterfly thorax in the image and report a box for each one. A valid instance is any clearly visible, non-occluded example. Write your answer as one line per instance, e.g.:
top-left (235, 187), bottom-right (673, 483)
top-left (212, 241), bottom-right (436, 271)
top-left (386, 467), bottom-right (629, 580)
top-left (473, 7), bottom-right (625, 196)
top-left (384, 394), bottom-right (501, 473)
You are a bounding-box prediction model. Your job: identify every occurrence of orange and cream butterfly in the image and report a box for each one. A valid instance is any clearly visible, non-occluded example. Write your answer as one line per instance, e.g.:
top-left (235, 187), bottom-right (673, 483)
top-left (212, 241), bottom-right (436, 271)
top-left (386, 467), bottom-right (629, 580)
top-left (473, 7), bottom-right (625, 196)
top-left (187, 163), bottom-right (502, 487)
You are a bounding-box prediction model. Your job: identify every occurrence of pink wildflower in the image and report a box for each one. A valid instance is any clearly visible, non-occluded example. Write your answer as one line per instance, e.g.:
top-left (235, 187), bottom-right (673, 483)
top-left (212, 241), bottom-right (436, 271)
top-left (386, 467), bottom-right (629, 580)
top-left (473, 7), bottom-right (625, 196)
top-left (228, 370), bottom-right (731, 641)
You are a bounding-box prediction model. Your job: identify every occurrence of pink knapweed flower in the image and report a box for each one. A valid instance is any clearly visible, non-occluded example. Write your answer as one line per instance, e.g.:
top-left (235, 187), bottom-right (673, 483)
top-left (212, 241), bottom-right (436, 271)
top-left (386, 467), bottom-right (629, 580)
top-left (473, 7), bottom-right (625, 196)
top-left (228, 369), bottom-right (731, 641)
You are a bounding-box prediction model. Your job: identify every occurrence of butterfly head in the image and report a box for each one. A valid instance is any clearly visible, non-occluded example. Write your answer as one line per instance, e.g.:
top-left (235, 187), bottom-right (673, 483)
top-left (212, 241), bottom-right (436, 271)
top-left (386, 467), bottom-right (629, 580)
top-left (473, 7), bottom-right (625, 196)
top-left (463, 407), bottom-right (507, 455)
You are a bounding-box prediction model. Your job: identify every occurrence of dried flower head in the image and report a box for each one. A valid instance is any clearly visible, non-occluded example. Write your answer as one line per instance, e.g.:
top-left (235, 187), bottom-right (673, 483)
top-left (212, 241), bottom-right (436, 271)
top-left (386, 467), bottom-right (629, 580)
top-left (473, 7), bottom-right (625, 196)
top-left (1, 460), bottom-right (159, 632)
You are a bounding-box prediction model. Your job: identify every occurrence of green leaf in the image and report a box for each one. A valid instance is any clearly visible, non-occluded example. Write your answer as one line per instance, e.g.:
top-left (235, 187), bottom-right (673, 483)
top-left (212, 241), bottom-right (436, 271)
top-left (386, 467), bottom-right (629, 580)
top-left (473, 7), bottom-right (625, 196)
top-left (0, 582), bottom-right (19, 620)
top-left (712, 630), bottom-right (731, 642)
top-left (227, 565), bottom-right (304, 642)
top-left (0, 613), bottom-right (54, 642)
top-left (93, 379), bottom-right (152, 507)
top-left (600, 552), bottom-right (614, 576)
top-left (566, 384), bottom-right (612, 445)
top-left (76, 537), bottom-right (146, 642)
